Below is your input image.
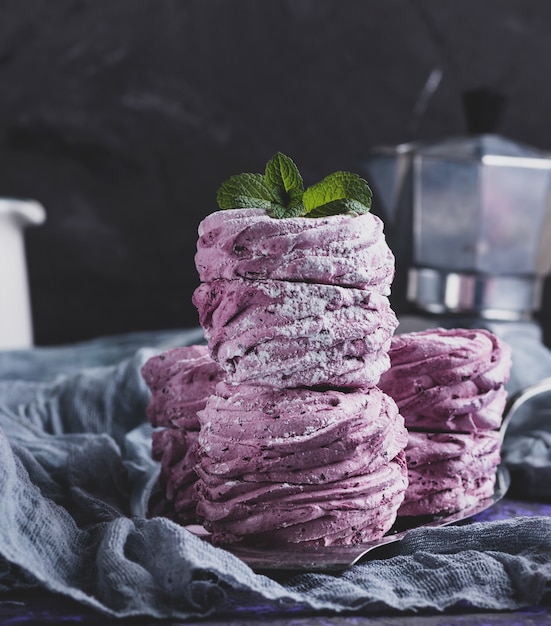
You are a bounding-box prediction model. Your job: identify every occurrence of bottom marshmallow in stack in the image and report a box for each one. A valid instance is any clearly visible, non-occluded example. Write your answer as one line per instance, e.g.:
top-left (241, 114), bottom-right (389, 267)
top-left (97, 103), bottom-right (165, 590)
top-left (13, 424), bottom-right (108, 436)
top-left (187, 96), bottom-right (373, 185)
top-left (195, 382), bottom-right (407, 546)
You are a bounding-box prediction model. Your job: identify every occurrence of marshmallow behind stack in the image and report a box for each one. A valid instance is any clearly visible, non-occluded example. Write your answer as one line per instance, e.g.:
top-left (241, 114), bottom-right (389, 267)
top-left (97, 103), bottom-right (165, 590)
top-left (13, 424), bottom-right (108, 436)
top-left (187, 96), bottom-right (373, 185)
top-left (141, 345), bottom-right (223, 523)
top-left (401, 430), bottom-right (502, 517)
top-left (379, 327), bottom-right (512, 517)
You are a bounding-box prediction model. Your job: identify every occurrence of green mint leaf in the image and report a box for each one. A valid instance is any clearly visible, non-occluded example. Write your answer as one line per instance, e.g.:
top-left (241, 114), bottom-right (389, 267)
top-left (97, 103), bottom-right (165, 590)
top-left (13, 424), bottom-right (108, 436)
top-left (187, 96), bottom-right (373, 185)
top-left (271, 195), bottom-right (305, 219)
top-left (265, 152), bottom-right (304, 198)
top-left (264, 153), bottom-right (305, 218)
top-left (216, 154), bottom-right (372, 219)
top-left (217, 173), bottom-right (276, 211)
top-left (302, 171), bottom-right (372, 218)
top-left (286, 196), bottom-right (307, 218)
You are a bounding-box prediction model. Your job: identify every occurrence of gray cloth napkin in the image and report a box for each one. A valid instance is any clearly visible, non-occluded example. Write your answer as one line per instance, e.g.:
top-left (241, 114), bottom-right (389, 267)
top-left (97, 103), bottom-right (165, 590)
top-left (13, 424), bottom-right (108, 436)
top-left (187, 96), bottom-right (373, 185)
top-left (1, 328), bottom-right (551, 620)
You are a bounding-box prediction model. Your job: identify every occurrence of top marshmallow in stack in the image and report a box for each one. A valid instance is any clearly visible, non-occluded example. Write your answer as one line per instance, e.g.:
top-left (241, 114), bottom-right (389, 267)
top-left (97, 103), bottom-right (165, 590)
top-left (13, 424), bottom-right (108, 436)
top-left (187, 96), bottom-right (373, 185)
top-left (193, 208), bottom-right (398, 389)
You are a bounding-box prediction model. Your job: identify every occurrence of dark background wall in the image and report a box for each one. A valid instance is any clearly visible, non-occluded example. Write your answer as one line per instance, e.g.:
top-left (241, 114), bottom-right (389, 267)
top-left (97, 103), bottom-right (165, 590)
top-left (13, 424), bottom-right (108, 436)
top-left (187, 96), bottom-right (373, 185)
top-left (1, 0), bottom-right (551, 346)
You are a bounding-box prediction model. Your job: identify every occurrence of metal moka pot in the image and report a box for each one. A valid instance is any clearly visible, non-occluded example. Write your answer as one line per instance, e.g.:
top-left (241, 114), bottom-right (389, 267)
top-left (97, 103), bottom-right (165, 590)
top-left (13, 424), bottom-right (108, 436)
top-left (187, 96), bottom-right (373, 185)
top-left (366, 131), bottom-right (551, 322)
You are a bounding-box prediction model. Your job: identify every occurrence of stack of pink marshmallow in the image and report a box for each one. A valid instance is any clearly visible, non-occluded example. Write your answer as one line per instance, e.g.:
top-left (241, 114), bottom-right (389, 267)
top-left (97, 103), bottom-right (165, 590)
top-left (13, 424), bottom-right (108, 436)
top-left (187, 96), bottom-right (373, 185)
top-left (143, 208), bottom-right (409, 546)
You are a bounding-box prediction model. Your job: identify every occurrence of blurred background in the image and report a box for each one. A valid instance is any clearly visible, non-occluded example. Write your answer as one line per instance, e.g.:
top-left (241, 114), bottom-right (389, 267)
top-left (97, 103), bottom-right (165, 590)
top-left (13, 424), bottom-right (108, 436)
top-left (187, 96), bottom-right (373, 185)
top-left (2, 0), bottom-right (551, 346)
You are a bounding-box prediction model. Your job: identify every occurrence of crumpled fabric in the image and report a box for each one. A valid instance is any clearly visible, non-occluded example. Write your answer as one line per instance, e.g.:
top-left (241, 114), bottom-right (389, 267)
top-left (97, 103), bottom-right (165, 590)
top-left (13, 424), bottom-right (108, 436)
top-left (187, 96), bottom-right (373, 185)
top-left (1, 328), bottom-right (551, 620)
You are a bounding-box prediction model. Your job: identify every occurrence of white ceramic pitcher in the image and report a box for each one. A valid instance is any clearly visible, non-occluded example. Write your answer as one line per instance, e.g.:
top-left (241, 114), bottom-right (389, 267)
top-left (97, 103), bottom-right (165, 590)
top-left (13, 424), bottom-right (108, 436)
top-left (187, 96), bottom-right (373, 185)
top-left (0, 198), bottom-right (46, 349)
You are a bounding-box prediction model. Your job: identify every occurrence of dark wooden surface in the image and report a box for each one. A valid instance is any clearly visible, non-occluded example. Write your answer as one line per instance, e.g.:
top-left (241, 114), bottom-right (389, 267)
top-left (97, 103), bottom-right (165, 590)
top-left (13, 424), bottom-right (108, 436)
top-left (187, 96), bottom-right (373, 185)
top-left (1, 591), bottom-right (550, 625)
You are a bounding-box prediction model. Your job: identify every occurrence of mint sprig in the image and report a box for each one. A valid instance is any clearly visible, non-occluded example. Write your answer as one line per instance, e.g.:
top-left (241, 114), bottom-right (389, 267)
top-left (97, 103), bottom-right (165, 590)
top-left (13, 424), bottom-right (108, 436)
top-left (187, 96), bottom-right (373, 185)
top-left (216, 152), bottom-right (372, 219)
top-left (216, 173), bottom-right (274, 212)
